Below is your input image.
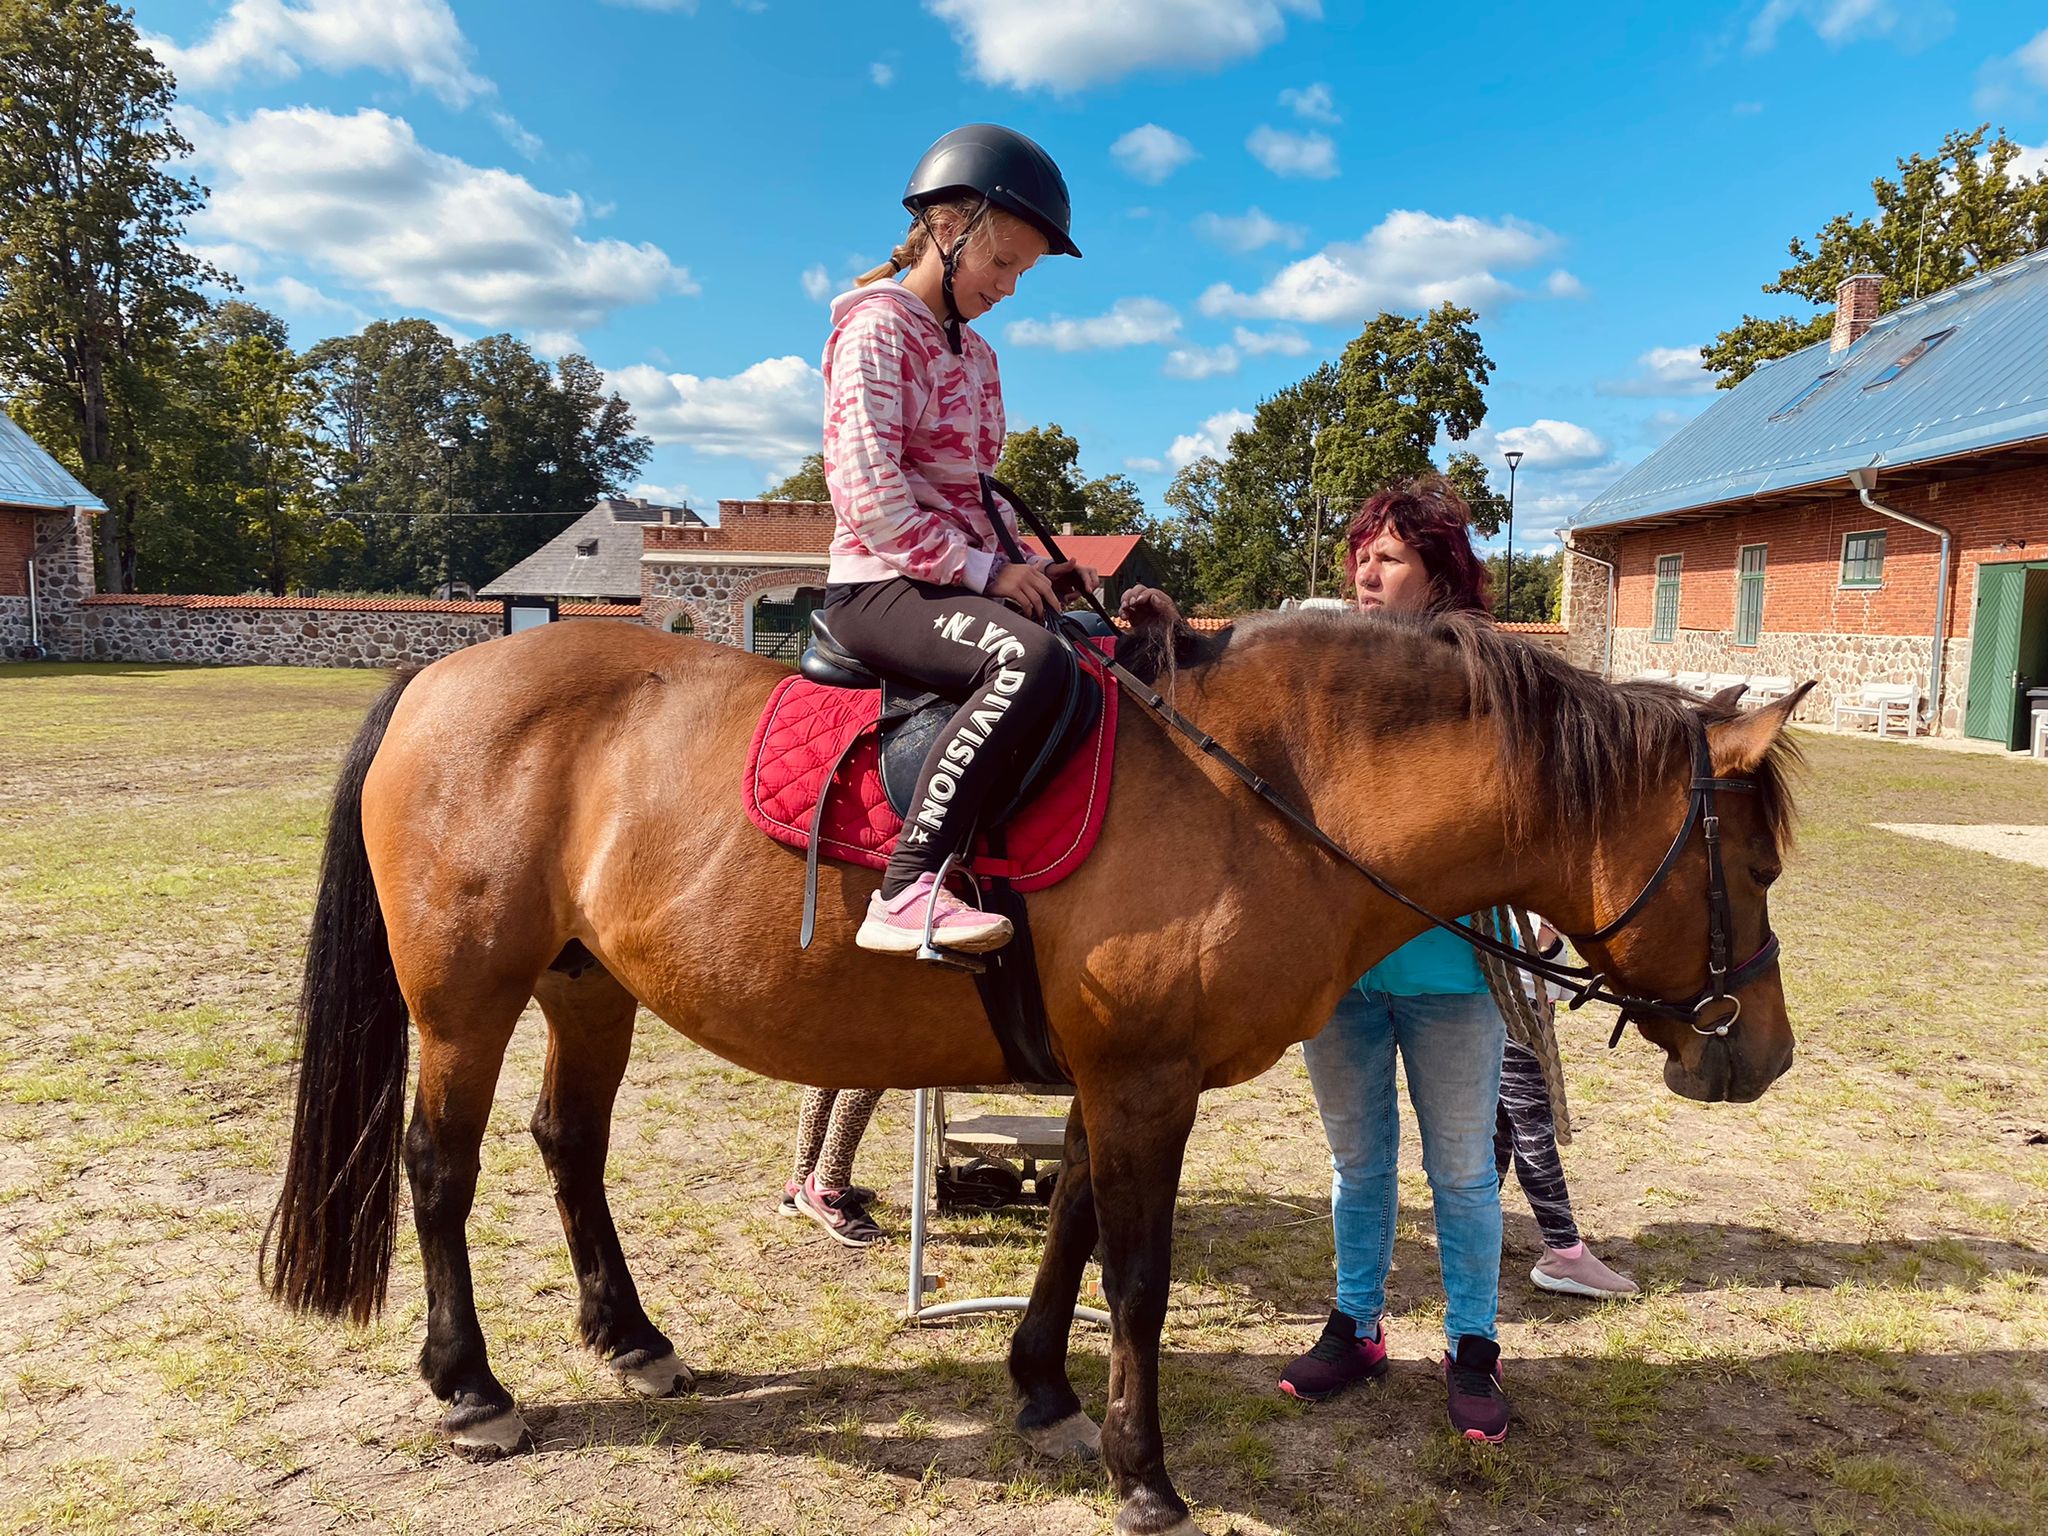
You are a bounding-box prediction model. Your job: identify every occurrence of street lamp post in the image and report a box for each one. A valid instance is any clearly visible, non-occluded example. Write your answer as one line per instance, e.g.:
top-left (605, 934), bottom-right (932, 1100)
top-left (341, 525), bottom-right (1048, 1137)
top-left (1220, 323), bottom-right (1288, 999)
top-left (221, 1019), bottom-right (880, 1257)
top-left (437, 436), bottom-right (458, 599)
top-left (1502, 449), bottom-right (1524, 621)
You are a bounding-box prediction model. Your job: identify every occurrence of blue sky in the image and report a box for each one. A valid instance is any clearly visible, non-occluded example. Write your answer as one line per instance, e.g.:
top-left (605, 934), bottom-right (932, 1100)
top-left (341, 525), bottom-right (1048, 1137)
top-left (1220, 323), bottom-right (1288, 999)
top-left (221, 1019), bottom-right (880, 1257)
top-left (139, 0), bottom-right (2048, 551)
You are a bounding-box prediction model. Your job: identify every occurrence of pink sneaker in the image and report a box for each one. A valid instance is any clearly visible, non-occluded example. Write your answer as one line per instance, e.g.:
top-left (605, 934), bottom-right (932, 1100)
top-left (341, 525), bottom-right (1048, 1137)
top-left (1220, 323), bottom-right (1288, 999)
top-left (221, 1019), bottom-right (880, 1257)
top-left (856, 872), bottom-right (1013, 955)
top-left (1531, 1242), bottom-right (1639, 1299)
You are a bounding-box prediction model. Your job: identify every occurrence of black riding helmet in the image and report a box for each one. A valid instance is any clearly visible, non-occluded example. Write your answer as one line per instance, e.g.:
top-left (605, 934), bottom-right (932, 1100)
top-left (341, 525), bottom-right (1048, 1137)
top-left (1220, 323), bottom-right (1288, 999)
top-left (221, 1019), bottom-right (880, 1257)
top-left (902, 123), bottom-right (1079, 352)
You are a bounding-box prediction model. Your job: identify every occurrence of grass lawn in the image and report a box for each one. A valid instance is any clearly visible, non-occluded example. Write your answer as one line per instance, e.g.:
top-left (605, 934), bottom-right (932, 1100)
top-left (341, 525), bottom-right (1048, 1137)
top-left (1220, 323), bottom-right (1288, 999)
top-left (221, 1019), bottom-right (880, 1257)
top-left (1, 661), bottom-right (2045, 1536)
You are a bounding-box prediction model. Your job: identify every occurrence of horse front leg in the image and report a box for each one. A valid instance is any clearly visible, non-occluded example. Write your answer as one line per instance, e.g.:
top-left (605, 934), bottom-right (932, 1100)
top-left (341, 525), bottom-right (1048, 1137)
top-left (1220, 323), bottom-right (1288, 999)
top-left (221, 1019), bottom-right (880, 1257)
top-left (1085, 1073), bottom-right (1203, 1535)
top-left (1009, 1100), bottom-right (1101, 1460)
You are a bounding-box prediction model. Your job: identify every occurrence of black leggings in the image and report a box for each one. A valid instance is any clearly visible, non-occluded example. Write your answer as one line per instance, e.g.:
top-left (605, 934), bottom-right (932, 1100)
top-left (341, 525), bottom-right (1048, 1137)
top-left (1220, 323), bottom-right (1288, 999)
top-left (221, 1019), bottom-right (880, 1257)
top-left (823, 577), bottom-right (1068, 896)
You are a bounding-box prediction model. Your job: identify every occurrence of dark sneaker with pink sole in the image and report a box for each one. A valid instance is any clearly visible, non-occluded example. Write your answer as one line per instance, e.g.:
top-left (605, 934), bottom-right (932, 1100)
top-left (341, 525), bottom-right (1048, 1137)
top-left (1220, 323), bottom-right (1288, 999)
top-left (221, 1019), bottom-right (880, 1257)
top-left (1442, 1334), bottom-right (1510, 1442)
top-left (1278, 1309), bottom-right (1389, 1402)
top-left (793, 1173), bottom-right (887, 1248)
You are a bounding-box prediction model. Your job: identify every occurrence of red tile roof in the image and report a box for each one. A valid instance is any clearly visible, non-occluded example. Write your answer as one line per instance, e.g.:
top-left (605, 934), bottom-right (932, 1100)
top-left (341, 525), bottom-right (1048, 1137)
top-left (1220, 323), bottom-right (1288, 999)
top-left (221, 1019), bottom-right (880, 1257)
top-left (81, 594), bottom-right (643, 619)
top-left (1021, 534), bottom-right (1145, 574)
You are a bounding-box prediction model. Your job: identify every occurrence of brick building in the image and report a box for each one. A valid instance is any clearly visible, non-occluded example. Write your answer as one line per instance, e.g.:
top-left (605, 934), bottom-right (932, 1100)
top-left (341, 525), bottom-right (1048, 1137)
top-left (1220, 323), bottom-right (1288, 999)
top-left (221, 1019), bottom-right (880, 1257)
top-left (1562, 251), bottom-right (2048, 745)
top-left (0, 412), bottom-right (104, 661)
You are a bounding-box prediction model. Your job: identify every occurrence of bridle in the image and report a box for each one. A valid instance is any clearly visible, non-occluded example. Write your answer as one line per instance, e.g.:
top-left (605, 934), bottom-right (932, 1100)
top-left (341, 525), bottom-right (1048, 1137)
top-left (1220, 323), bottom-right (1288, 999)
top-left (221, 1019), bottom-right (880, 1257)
top-left (981, 474), bottom-right (1779, 1049)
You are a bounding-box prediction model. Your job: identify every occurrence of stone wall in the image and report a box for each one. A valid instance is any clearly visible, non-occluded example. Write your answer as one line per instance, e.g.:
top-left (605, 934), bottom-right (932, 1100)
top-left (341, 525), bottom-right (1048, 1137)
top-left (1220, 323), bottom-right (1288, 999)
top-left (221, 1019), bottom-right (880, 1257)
top-left (1608, 625), bottom-right (1971, 730)
top-left (0, 508), bottom-right (97, 660)
top-left (1558, 533), bottom-right (1618, 676)
top-left (76, 596), bottom-right (639, 668)
top-left (641, 562), bottom-right (822, 647)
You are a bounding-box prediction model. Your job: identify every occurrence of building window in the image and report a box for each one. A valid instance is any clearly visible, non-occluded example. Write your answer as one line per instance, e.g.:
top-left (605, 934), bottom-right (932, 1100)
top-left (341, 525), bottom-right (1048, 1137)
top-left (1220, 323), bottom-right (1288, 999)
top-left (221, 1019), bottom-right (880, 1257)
top-left (1734, 544), bottom-right (1766, 646)
top-left (1840, 529), bottom-right (1886, 588)
top-left (1769, 369), bottom-right (1837, 420)
top-left (1652, 554), bottom-right (1681, 643)
top-left (1863, 327), bottom-right (1955, 390)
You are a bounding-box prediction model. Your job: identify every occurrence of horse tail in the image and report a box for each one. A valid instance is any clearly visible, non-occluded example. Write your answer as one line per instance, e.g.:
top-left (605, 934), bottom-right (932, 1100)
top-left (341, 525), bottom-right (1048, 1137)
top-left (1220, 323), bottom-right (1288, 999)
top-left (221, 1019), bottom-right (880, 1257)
top-left (262, 668), bottom-right (418, 1323)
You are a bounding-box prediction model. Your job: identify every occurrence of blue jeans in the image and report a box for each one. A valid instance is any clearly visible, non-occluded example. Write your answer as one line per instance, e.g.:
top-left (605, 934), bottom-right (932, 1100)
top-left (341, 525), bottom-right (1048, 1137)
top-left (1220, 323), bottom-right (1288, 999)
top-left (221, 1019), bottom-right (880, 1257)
top-left (1301, 987), bottom-right (1507, 1346)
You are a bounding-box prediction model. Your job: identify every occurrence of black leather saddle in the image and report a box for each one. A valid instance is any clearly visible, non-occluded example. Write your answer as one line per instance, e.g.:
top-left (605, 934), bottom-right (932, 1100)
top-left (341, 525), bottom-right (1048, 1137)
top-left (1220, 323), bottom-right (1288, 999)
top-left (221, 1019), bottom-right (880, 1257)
top-left (800, 605), bottom-right (1108, 826)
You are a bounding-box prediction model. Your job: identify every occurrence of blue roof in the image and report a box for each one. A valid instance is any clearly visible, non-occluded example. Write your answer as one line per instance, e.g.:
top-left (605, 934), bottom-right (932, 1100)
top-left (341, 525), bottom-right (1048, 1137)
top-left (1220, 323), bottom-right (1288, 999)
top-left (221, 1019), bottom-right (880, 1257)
top-left (1575, 245), bottom-right (2048, 530)
top-left (0, 410), bottom-right (106, 512)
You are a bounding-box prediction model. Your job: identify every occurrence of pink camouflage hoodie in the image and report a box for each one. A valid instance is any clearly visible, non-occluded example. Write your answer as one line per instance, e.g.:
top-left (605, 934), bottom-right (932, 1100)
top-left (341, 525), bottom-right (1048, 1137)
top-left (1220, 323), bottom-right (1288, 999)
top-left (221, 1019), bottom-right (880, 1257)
top-left (822, 283), bottom-right (1047, 592)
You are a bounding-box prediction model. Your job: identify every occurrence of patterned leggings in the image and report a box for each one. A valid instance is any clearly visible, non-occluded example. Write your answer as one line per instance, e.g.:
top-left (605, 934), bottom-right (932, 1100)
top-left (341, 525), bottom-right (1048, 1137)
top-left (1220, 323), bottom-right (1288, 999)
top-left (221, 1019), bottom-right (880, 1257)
top-left (792, 1087), bottom-right (884, 1191)
top-left (1493, 1037), bottom-right (1580, 1249)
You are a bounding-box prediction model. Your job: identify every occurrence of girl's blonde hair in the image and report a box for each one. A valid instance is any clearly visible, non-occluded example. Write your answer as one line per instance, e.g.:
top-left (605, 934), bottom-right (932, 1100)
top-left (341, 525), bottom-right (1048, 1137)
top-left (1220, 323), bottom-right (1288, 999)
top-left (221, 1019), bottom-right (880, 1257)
top-left (853, 198), bottom-right (1024, 286)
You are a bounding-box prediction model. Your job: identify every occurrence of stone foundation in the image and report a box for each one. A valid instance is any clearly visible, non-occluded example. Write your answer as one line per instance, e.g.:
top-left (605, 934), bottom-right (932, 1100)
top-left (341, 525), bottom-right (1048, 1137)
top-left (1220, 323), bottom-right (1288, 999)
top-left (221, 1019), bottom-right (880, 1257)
top-left (1609, 626), bottom-right (1970, 730)
top-left (75, 596), bottom-right (640, 669)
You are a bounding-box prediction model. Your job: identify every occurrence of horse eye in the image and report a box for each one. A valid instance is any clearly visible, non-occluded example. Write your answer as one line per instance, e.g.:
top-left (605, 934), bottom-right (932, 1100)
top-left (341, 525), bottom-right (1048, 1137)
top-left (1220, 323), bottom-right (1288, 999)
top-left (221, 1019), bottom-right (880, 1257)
top-left (1751, 866), bottom-right (1781, 887)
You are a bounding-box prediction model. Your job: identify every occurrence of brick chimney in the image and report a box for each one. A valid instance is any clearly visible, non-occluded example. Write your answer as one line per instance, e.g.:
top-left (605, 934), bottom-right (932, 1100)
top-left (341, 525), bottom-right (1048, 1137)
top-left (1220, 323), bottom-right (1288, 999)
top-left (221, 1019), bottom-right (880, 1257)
top-left (1830, 273), bottom-right (1883, 353)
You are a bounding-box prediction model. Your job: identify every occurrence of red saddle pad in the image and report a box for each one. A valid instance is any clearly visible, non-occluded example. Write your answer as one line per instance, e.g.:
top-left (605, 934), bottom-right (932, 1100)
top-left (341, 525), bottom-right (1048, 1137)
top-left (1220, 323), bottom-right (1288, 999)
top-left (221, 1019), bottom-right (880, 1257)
top-left (744, 646), bottom-right (1118, 892)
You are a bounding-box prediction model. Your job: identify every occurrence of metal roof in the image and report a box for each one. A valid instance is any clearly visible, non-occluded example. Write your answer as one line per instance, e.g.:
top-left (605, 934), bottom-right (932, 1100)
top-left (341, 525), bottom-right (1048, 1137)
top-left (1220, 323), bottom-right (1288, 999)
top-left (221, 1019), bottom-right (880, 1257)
top-left (0, 411), bottom-right (107, 512)
top-left (1574, 245), bottom-right (2048, 531)
top-left (480, 497), bottom-right (703, 600)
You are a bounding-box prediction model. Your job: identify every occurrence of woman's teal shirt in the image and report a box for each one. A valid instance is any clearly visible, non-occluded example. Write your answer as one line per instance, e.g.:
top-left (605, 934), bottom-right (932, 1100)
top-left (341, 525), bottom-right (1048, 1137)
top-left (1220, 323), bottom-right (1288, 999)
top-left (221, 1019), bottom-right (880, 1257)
top-left (1354, 922), bottom-right (1489, 997)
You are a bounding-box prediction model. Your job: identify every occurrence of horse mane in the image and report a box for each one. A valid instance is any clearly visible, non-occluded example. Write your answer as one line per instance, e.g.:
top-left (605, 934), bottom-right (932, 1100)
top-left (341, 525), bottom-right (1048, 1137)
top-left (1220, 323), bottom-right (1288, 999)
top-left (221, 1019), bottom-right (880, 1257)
top-left (1192, 609), bottom-right (1802, 850)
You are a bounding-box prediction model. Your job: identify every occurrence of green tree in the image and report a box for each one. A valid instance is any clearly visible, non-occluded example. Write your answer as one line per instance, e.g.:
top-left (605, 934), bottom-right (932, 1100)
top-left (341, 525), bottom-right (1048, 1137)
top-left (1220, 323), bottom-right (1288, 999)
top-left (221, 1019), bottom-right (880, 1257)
top-left (1704, 126), bottom-right (2048, 387)
top-left (1314, 305), bottom-right (1493, 507)
top-left (764, 452), bottom-right (828, 500)
top-left (0, 0), bottom-right (224, 591)
top-left (300, 321), bottom-right (647, 594)
top-left (1484, 548), bottom-right (1560, 625)
top-left (996, 423), bottom-right (1088, 525)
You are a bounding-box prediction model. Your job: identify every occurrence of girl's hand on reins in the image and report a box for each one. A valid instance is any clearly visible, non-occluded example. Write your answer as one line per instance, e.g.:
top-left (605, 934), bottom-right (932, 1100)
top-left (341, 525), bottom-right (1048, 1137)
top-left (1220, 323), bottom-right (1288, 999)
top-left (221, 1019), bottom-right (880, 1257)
top-left (1119, 585), bottom-right (1182, 630)
top-left (1045, 561), bottom-right (1101, 602)
top-left (990, 560), bottom-right (1059, 620)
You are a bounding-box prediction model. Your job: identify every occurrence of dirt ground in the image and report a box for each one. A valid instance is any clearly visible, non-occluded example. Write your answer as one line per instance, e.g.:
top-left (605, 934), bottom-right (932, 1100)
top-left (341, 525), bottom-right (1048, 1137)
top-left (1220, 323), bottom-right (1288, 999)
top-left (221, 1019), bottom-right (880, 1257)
top-left (2, 661), bottom-right (2045, 1536)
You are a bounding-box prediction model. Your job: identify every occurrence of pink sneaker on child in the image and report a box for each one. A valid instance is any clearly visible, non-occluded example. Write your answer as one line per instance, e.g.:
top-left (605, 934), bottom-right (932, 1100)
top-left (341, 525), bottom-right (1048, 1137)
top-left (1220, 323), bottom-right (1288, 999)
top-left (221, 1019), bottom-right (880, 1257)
top-left (857, 871), bottom-right (1013, 955)
top-left (1531, 1242), bottom-right (1638, 1299)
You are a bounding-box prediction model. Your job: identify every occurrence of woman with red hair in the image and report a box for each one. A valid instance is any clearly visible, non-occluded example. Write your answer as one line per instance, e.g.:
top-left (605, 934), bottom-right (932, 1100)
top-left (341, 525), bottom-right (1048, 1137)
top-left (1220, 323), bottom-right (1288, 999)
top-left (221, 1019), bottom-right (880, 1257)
top-left (1277, 477), bottom-right (1632, 1444)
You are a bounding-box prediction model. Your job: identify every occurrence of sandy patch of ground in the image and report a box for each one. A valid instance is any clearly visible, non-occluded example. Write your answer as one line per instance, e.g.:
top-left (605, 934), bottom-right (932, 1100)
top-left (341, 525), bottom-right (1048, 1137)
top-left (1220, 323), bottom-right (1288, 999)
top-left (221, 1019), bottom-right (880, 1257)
top-left (1872, 822), bottom-right (2048, 870)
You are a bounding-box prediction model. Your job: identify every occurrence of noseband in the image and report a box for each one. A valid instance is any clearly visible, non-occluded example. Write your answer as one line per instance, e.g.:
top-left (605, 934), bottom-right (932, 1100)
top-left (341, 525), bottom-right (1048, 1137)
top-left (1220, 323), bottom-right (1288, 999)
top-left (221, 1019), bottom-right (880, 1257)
top-left (984, 474), bottom-right (1778, 1051)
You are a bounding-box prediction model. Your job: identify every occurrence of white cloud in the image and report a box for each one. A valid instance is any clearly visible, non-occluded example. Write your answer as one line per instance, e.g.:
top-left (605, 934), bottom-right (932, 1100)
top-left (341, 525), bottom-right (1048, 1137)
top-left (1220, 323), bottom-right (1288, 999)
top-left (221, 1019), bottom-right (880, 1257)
top-left (185, 107), bottom-right (693, 332)
top-left (1978, 31), bottom-right (2048, 112)
top-left (870, 60), bottom-right (895, 86)
top-left (631, 480), bottom-right (697, 507)
top-left (1167, 408), bottom-right (1253, 469)
top-left (1247, 125), bottom-right (1338, 179)
top-left (1111, 124), bottom-right (1198, 184)
top-left (1198, 209), bottom-right (1564, 323)
top-left (526, 329), bottom-right (581, 359)
top-left (1194, 206), bottom-right (1306, 252)
top-left (1125, 456), bottom-right (1168, 473)
top-left (487, 109), bottom-right (543, 160)
top-left (147, 0), bottom-right (487, 106)
top-left (2015, 140), bottom-right (2048, 179)
top-left (802, 264), bottom-right (833, 302)
top-left (609, 356), bottom-right (823, 462)
top-left (925, 0), bottom-right (1319, 92)
top-left (1545, 270), bottom-right (1587, 298)
top-left (1746, 0), bottom-right (1952, 54)
top-left (1470, 418), bottom-right (1612, 469)
top-left (1278, 81), bottom-right (1338, 123)
top-left (1598, 344), bottom-right (1715, 398)
top-left (604, 0), bottom-right (700, 10)
top-left (1733, 99), bottom-right (1766, 115)
top-left (1163, 344), bottom-right (1239, 379)
top-left (1005, 296), bottom-right (1181, 351)
top-left (1232, 325), bottom-right (1312, 356)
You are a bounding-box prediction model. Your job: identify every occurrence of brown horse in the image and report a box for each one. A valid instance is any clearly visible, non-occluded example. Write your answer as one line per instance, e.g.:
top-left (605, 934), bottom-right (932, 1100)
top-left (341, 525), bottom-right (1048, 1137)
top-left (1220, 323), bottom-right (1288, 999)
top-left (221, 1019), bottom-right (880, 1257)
top-left (265, 609), bottom-right (1808, 1536)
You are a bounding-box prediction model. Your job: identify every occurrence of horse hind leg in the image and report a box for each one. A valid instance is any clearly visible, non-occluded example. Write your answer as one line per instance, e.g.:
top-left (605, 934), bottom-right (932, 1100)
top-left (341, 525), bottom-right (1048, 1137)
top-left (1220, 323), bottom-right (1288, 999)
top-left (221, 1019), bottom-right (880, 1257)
top-left (404, 981), bottom-right (529, 1458)
top-left (531, 963), bottom-right (692, 1399)
top-left (1010, 1100), bottom-right (1103, 1462)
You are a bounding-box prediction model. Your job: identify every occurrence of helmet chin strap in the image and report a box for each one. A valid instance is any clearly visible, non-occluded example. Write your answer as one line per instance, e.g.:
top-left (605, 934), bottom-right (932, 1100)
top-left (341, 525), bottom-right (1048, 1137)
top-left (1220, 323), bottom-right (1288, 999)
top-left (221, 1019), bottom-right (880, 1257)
top-left (918, 199), bottom-right (988, 356)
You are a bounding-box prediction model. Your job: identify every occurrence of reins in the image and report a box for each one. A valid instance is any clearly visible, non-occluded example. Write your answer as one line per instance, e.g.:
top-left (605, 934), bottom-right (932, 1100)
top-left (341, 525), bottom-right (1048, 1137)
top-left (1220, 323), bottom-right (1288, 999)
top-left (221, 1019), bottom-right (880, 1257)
top-left (979, 474), bottom-right (1776, 1046)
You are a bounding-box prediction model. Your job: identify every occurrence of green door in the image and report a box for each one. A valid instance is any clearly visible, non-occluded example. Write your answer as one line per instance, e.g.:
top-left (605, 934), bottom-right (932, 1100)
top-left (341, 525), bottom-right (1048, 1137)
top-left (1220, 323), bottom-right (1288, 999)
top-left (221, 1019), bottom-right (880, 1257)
top-left (1964, 563), bottom-right (2048, 747)
top-left (751, 589), bottom-right (823, 661)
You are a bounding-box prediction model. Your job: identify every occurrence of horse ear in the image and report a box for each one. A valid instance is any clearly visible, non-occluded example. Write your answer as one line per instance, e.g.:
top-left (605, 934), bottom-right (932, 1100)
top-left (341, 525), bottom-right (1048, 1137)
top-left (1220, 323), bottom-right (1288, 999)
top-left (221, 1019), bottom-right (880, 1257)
top-left (1708, 681), bottom-right (1748, 709)
top-left (1706, 681), bottom-right (1817, 775)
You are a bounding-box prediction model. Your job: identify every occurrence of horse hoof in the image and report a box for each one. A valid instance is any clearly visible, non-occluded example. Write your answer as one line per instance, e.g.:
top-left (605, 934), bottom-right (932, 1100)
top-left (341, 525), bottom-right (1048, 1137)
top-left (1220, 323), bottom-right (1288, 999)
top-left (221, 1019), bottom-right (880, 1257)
top-left (1117, 1520), bottom-right (1205, 1536)
top-left (612, 1346), bottom-right (694, 1399)
top-left (1022, 1409), bottom-right (1101, 1462)
top-left (446, 1404), bottom-right (529, 1459)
